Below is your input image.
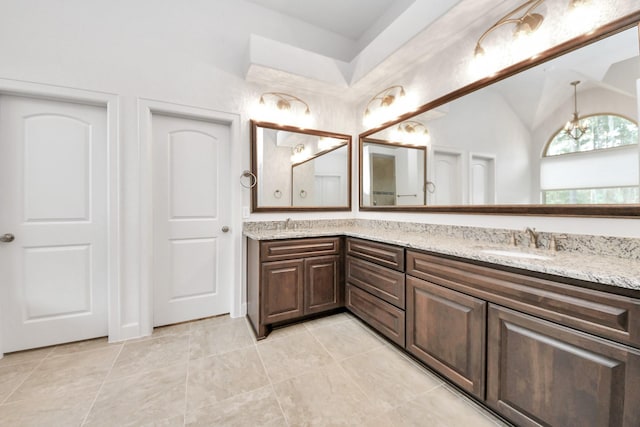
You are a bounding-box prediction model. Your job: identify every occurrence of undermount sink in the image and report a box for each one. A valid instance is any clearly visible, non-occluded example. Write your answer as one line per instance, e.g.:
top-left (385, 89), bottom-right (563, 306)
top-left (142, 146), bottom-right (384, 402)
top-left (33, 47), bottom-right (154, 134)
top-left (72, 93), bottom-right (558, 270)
top-left (480, 248), bottom-right (553, 261)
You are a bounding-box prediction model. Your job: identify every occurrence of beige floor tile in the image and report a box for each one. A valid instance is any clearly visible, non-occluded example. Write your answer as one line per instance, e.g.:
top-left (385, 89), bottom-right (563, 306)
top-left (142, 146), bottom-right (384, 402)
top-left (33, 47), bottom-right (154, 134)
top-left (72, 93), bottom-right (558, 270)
top-left (126, 322), bottom-right (192, 344)
top-left (109, 334), bottom-right (189, 380)
top-left (0, 385), bottom-right (98, 427)
top-left (186, 346), bottom-right (270, 411)
top-left (188, 313), bottom-right (234, 332)
top-left (0, 346), bottom-right (53, 368)
top-left (273, 363), bottom-right (382, 426)
top-left (264, 321), bottom-right (308, 341)
top-left (340, 345), bottom-right (442, 411)
top-left (390, 385), bottom-right (499, 427)
top-left (189, 318), bottom-right (254, 359)
top-left (257, 330), bottom-right (333, 383)
top-left (50, 337), bottom-right (121, 357)
top-left (84, 363), bottom-right (187, 427)
top-left (7, 346), bottom-right (120, 403)
top-left (303, 312), bottom-right (352, 330)
top-left (186, 385), bottom-right (286, 426)
top-left (0, 362), bottom-right (38, 403)
top-left (310, 319), bottom-right (385, 360)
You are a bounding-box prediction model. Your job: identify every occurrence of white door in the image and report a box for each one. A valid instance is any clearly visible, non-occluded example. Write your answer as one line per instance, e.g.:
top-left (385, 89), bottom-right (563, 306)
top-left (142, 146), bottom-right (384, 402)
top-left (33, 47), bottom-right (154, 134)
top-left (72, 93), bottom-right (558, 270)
top-left (152, 113), bottom-right (231, 327)
top-left (0, 94), bottom-right (108, 353)
top-left (431, 149), bottom-right (463, 205)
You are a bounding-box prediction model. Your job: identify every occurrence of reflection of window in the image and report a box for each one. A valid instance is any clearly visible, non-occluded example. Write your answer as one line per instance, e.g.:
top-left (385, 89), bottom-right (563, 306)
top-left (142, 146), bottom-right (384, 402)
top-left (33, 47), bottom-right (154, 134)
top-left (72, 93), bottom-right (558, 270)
top-left (540, 114), bottom-right (639, 204)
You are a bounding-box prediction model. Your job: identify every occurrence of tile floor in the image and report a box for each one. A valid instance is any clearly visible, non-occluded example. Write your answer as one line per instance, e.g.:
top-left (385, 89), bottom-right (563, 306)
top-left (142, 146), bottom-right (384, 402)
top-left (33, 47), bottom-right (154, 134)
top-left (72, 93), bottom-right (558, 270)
top-left (0, 312), bottom-right (509, 426)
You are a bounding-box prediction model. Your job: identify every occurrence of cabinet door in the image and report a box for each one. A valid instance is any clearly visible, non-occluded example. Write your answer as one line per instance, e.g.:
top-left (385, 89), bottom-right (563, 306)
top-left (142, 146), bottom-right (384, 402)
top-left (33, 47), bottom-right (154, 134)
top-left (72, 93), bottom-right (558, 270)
top-left (487, 304), bottom-right (640, 427)
top-left (406, 276), bottom-right (486, 399)
top-left (262, 259), bottom-right (304, 324)
top-left (304, 255), bottom-right (342, 315)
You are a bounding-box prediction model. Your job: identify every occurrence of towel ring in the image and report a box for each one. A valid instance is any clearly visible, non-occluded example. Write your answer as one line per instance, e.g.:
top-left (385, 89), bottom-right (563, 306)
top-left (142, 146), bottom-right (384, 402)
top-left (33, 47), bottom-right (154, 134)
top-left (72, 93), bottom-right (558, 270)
top-left (240, 170), bottom-right (257, 189)
top-left (273, 189), bottom-right (282, 199)
top-left (299, 189), bottom-right (307, 198)
top-left (426, 181), bottom-right (436, 194)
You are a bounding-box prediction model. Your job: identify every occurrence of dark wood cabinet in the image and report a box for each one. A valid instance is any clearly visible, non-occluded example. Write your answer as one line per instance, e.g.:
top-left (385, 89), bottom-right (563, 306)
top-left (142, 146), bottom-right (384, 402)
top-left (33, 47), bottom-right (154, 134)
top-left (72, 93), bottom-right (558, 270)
top-left (406, 276), bottom-right (486, 399)
top-left (345, 238), bottom-right (406, 345)
top-left (261, 259), bottom-right (304, 324)
top-left (304, 255), bottom-right (342, 315)
top-left (487, 304), bottom-right (640, 427)
top-left (247, 237), bottom-right (343, 339)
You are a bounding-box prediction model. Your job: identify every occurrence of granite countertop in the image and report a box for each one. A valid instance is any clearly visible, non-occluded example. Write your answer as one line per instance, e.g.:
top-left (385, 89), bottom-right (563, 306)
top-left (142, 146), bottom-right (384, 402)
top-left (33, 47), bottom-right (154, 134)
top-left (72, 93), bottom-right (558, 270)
top-left (244, 225), bottom-right (640, 292)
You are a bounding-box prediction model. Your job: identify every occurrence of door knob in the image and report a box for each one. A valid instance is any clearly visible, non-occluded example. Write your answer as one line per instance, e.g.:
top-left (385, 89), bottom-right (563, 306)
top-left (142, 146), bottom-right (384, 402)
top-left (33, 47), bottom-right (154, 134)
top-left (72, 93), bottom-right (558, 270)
top-left (221, 226), bottom-right (230, 233)
top-left (0, 233), bottom-right (15, 243)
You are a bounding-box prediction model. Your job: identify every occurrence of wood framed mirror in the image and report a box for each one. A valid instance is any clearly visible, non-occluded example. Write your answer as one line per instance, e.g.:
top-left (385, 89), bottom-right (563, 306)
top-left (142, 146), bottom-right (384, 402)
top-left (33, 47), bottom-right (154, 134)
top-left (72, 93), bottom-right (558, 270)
top-left (251, 120), bottom-right (352, 212)
top-left (359, 13), bottom-right (640, 217)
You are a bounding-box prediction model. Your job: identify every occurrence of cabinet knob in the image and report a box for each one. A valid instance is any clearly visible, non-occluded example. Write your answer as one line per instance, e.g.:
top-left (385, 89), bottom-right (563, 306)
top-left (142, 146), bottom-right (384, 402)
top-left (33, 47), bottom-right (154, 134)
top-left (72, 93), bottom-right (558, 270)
top-left (0, 233), bottom-right (15, 243)
top-left (221, 226), bottom-right (230, 233)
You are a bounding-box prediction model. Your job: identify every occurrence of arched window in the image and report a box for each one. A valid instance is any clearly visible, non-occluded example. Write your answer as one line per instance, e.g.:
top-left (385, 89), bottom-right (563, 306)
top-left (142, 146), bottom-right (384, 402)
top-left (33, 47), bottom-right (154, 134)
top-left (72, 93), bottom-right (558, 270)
top-left (540, 114), bottom-right (639, 204)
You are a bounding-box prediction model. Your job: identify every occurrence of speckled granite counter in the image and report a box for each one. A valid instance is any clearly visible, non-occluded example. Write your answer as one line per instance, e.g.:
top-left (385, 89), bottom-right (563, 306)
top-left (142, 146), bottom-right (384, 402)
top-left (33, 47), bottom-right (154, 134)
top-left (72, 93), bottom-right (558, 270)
top-left (244, 220), bottom-right (640, 292)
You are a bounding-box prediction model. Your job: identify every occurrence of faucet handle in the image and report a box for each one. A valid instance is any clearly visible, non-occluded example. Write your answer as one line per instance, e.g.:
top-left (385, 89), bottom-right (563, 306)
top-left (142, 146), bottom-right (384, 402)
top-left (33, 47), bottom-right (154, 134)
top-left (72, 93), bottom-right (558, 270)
top-left (549, 234), bottom-right (568, 252)
top-left (508, 231), bottom-right (516, 246)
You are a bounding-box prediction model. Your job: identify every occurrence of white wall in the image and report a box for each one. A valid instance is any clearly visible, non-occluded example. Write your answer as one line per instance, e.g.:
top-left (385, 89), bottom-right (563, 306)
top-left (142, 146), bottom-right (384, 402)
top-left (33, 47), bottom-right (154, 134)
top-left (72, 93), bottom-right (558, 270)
top-left (0, 0), bottom-right (357, 339)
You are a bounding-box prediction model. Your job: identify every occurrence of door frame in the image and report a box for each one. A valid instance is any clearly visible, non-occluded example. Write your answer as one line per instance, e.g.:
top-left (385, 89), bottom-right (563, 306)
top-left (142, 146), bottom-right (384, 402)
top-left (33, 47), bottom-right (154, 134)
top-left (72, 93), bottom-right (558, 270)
top-left (138, 99), bottom-right (241, 337)
top-left (0, 78), bottom-right (121, 352)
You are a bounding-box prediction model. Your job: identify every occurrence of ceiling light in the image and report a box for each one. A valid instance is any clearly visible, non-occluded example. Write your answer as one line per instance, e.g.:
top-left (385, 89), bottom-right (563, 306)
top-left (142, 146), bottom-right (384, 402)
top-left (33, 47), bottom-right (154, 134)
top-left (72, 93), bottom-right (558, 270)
top-left (474, 0), bottom-right (545, 58)
top-left (564, 80), bottom-right (589, 141)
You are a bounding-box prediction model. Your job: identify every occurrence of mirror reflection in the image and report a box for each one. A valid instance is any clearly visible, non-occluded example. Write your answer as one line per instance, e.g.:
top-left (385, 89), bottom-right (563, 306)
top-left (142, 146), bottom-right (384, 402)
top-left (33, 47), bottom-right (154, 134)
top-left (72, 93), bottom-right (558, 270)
top-left (362, 26), bottom-right (639, 208)
top-left (361, 139), bottom-right (427, 206)
top-left (252, 121), bottom-right (351, 211)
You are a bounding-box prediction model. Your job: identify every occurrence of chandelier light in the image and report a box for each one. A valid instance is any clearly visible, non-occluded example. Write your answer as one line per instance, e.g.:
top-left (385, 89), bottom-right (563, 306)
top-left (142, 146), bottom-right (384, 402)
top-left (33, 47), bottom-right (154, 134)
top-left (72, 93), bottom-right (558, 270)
top-left (393, 120), bottom-right (431, 146)
top-left (564, 80), bottom-right (589, 141)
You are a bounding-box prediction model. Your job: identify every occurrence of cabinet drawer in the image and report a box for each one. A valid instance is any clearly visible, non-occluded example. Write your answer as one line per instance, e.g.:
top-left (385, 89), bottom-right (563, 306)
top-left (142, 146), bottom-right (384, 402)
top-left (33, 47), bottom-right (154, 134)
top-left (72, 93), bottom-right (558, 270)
top-left (346, 284), bottom-right (405, 347)
top-left (261, 237), bottom-right (340, 261)
top-left (407, 250), bottom-right (640, 348)
top-left (346, 255), bottom-right (405, 309)
top-left (346, 238), bottom-right (404, 271)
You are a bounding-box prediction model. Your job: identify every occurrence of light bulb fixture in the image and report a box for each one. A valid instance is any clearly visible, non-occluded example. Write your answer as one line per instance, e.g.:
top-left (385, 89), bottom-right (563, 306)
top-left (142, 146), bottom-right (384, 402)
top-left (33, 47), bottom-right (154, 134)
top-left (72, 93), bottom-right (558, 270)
top-left (474, 0), bottom-right (545, 58)
top-left (363, 85), bottom-right (415, 128)
top-left (255, 92), bottom-right (312, 128)
top-left (568, 0), bottom-right (590, 9)
top-left (564, 80), bottom-right (589, 141)
top-left (290, 143), bottom-right (309, 163)
top-left (392, 120), bottom-right (431, 146)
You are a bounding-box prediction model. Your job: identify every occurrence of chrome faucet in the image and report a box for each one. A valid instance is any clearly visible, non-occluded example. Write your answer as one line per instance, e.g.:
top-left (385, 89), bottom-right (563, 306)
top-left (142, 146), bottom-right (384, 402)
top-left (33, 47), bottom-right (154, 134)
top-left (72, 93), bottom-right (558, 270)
top-left (285, 217), bottom-right (292, 230)
top-left (525, 227), bottom-right (539, 249)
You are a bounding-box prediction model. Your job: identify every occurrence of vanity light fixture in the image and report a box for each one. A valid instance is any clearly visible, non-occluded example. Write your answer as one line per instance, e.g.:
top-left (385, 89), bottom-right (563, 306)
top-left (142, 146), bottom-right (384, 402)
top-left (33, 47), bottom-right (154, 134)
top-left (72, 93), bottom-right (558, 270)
top-left (395, 120), bottom-right (430, 146)
top-left (363, 85), bottom-right (409, 128)
top-left (564, 80), bottom-right (589, 141)
top-left (473, 0), bottom-right (545, 58)
top-left (290, 143), bottom-right (309, 163)
top-left (257, 92), bottom-right (312, 127)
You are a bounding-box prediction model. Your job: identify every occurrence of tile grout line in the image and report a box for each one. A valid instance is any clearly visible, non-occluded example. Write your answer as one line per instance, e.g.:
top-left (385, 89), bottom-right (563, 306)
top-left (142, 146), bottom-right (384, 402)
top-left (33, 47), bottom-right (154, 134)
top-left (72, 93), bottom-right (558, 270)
top-left (182, 329), bottom-right (192, 427)
top-left (0, 348), bottom-right (54, 406)
top-left (253, 331), bottom-right (291, 427)
top-left (79, 343), bottom-right (125, 427)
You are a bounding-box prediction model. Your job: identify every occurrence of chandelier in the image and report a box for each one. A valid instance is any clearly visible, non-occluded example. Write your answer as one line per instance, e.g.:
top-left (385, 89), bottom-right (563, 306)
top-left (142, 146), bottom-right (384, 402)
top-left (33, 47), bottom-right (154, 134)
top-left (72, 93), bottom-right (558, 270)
top-left (564, 81), bottom-right (589, 140)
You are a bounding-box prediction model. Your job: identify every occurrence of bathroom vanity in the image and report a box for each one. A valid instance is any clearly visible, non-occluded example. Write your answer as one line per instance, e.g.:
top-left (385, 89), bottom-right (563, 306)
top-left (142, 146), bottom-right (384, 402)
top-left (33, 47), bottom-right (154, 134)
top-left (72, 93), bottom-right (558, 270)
top-left (245, 221), bottom-right (640, 427)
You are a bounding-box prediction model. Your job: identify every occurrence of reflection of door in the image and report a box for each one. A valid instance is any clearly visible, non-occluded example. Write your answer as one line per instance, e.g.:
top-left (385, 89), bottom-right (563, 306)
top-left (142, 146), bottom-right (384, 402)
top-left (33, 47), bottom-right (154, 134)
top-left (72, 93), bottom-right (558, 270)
top-left (0, 94), bottom-right (108, 352)
top-left (470, 153), bottom-right (496, 205)
top-left (432, 149), bottom-right (463, 205)
top-left (152, 114), bottom-right (230, 327)
top-left (315, 175), bottom-right (340, 205)
top-left (371, 153), bottom-right (396, 206)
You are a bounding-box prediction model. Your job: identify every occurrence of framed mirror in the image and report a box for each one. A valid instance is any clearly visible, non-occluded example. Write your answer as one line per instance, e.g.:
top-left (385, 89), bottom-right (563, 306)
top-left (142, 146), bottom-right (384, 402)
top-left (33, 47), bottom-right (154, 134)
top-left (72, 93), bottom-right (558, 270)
top-left (251, 120), bottom-right (352, 212)
top-left (360, 15), bottom-right (640, 216)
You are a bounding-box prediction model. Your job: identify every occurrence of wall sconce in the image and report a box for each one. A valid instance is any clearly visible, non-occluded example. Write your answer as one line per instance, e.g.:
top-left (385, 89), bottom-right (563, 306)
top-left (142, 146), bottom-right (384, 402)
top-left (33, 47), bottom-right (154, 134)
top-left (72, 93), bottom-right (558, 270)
top-left (473, 0), bottom-right (545, 58)
top-left (290, 143), bottom-right (309, 163)
top-left (255, 92), bottom-right (312, 128)
top-left (392, 120), bottom-right (431, 146)
top-left (363, 85), bottom-right (416, 128)
top-left (564, 80), bottom-right (589, 141)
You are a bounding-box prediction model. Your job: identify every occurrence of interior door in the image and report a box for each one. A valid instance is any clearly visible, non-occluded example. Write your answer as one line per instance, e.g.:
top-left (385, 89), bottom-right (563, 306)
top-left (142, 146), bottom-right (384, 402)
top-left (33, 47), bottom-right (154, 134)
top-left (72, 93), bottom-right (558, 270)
top-left (0, 94), bottom-right (108, 353)
top-left (152, 113), bottom-right (231, 327)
